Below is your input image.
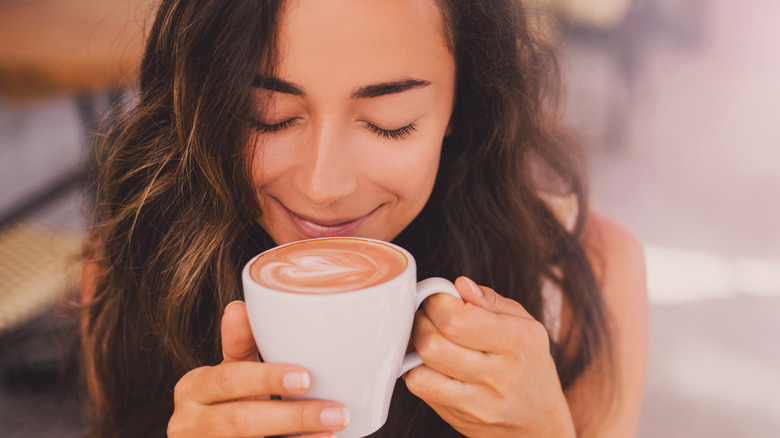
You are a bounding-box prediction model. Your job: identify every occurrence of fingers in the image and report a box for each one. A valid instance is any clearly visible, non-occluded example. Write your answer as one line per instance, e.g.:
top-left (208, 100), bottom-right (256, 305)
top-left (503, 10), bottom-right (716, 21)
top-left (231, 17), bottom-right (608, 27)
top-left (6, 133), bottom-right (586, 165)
top-left (421, 279), bottom-right (547, 354)
top-left (202, 399), bottom-right (349, 437)
top-left (404, 363), bottom-right (474, 409)
top-left (420, 293), bottom-right (510, 353)
top-left (169, 398), bottom-right (349, 437)
top-left (412, 310), bottom-right (493, 382)
top-left (454, 276), bottom-right (533, 319)
top-left (221, 301), bottom-right (260, 363)
top-left (170, 359), bottom-right (350, 437)
top-left (177, 362), bottom-right (312, 405)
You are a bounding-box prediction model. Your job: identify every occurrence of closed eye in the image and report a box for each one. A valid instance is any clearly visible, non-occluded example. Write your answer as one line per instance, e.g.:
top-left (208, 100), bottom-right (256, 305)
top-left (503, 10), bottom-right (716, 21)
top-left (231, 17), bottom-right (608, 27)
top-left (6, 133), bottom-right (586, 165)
top-left (251, 117), bottom-right (416, 140)
top-left (251, 118), bottom-right (299, 133)
top-left (363, 122), bottom-right (417, 140)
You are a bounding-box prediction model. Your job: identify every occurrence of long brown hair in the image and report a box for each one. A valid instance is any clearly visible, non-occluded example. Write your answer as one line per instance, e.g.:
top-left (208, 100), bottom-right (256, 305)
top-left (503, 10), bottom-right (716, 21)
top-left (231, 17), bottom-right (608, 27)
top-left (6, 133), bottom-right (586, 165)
top-left (83, 0), bottom-right (611, 436)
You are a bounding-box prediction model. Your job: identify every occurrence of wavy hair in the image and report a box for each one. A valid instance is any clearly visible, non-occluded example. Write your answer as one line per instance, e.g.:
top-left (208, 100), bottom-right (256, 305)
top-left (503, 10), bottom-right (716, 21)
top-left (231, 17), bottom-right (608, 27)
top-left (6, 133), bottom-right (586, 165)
top-left (83, 0), bottom-right (612, 436)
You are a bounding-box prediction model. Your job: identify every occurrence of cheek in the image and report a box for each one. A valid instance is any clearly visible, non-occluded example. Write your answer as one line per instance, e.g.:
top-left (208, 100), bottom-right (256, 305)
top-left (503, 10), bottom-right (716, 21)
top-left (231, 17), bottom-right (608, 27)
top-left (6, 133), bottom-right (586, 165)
top-left (358, 136), bottom-right (442, 199)
top-left (248, 135), bottom-right (266, 184)
top-left (249, 136), bottom-right (291, 189)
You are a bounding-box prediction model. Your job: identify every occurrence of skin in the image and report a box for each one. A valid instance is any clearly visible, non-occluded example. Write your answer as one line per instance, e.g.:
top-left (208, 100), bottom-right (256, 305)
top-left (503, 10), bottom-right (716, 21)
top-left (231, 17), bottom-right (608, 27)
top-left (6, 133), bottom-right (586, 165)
top-left (164, 0), bottom-right (650, 436)
top-left (250, 0), bottom-right (455, 244)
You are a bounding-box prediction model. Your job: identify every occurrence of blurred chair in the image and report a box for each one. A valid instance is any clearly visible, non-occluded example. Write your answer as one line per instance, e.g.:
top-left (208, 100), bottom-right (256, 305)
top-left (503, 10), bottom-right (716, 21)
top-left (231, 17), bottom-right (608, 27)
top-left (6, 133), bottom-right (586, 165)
top-left (0, 223), bottom-right (82, 332)
top-left (0, 0), bottom-right (144, 356)
top-left (0, 0), bottom-right (145, 331)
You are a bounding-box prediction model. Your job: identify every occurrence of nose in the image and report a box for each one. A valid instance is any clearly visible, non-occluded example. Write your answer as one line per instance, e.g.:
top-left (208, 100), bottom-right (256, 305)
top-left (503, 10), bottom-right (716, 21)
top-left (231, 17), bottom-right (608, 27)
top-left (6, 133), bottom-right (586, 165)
top-left (293, 124), bottom-right (358, 208)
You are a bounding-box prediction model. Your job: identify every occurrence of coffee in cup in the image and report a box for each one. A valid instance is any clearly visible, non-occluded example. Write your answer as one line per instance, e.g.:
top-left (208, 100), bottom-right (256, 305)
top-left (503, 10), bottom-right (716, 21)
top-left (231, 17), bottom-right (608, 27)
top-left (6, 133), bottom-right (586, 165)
top-left (249, 238), bottom-right (407, 294)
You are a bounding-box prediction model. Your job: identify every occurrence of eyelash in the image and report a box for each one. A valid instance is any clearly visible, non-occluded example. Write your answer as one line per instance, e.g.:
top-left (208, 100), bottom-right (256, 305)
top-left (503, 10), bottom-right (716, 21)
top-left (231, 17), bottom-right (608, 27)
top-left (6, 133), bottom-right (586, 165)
top-left (363, 122), bottom-right (417, 140)
top-left (252, 118), bottom-right (416, 140)
top-left (251, 118), bottom-right (298, 133)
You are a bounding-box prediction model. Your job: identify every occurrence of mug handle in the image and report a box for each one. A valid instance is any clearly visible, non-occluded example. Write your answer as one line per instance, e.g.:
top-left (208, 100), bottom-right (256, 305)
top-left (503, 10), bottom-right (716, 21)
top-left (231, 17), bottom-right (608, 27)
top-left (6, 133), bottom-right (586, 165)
top-left (399, 277), bottom-right (462, 376)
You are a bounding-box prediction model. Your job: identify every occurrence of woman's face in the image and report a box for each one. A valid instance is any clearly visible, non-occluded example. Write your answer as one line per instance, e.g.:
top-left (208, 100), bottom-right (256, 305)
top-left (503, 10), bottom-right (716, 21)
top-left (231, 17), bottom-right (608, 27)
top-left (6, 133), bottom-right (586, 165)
top-left (250, 0), bottom-right (456, 245)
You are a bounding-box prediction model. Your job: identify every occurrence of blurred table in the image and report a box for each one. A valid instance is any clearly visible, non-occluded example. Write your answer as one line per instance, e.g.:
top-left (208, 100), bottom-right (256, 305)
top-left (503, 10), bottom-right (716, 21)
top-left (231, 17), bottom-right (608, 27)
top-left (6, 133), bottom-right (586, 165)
top-left (531, 0), bottom-right (633, 28)
top-left (0, 0), bottom-right (148, 99)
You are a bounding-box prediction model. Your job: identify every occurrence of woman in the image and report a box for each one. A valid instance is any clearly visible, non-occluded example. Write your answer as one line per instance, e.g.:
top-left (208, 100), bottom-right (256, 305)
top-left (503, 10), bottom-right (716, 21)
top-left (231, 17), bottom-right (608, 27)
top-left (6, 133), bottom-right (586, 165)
top-left (82, 0), bottom-right (648, 436)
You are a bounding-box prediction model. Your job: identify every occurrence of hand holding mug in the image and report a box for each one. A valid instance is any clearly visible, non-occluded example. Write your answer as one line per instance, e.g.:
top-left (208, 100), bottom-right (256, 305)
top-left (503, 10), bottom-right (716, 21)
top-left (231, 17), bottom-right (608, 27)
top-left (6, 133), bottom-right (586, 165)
top-left (167, 301), bottom-right (348, 438)
top-left (404, 278), bottom-right (577, 437)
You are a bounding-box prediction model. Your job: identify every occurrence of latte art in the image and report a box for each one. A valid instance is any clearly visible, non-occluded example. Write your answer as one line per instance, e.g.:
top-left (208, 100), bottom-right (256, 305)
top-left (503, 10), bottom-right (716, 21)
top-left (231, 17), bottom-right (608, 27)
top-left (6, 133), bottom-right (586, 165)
top-left (251, 238), bottom-right (407, 294)
top-left (257, 250), bottom-right (387, 293)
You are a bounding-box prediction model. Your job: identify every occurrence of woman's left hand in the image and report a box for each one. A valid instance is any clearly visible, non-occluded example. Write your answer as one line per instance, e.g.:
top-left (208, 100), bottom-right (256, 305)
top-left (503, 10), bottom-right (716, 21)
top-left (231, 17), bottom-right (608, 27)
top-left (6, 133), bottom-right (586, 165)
top-left (403, 277), bottom-right (576, 438)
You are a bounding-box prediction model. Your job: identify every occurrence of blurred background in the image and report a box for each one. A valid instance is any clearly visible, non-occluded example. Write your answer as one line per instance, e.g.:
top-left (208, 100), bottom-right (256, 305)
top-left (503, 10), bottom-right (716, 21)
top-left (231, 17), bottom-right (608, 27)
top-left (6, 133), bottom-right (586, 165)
top-left (0, 0), bottom-right (778, 436)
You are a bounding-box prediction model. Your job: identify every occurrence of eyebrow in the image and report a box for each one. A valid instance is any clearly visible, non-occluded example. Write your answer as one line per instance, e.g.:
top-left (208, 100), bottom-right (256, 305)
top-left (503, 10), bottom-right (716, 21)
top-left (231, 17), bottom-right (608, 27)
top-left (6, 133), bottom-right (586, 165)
top-left (252, 76), bottom-right (431, 99)
top-left (253, 76), bottom-right (305, 96)
top-left (351, 79), bottom-right (431, 99)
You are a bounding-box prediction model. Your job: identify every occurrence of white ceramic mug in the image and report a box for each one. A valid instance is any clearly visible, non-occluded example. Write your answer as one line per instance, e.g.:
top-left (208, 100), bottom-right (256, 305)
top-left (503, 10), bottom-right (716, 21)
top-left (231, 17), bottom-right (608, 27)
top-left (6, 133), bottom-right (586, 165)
top-left (242, 237), bottom-right (461, 438)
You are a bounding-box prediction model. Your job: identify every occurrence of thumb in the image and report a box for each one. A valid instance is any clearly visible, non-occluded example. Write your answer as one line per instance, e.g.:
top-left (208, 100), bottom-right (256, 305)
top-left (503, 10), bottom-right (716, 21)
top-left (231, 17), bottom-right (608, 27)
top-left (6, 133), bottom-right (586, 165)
top-left (220, 300), bottom-right (260, 363)
top-left (455, 276), bottom-right (533, 319)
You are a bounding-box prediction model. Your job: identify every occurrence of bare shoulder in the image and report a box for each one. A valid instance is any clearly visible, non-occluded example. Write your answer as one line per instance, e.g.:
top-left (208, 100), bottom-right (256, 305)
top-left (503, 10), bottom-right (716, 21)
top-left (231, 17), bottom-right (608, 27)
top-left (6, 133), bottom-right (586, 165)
top-left (580, 210), bottom-right (646, 286)
top-left (579, 210), bottom-right (648, 355)
top-left (568, 211), bottom-right (649, 437)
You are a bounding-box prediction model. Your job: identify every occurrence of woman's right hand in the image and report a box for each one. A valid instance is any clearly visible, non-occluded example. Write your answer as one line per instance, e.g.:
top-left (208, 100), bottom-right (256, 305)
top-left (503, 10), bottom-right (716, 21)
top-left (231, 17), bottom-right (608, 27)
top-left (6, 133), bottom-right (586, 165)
top-left (167, 301), bottom-right (350, 438)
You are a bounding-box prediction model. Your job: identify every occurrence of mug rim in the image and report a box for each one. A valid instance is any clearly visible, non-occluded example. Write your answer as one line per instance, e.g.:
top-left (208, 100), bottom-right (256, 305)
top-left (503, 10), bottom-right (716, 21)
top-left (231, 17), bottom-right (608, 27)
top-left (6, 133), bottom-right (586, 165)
top-left (242, 236), bottom-right (416, 298)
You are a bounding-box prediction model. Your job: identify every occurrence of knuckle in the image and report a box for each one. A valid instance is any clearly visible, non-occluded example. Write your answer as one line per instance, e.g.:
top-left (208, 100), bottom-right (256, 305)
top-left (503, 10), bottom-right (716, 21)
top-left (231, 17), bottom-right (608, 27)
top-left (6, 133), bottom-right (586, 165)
top-left (424, 293), bottom-right (446, 309)
top-left (507, 324), bottom-right (530, 351)
top-left (416, 332), bottom-right (445, 363)
top-left (508, 319), bottom-right (549, 351)
top-left (166, 415), bottom-right (183, 437)
top-left (471, 403), bottom-right (504, 427)
top-left (436, 311), bottom-right (463, 339)
top-left (503, 317), bottom-right (524, 340)
top-left (288, 402), bottom-right (312, 428)
top-left (403, 368), bottom-right (425, 396)
top-left (172, 380), bottom-right (186, 405)
top-left (528, 319), bottom-right (551, 345)
top-left (412, 310), bottom-right (428, 333)
top-left (173, 366), bottom-right (205, 404)
top-left (481, 285), bottom-right (498, 297)
top-left (424, 293), bottom-right (453, 317)
top-left (213, 366), bottom-right (236, 395)
top-left (482, 287), bottom-right (500, 309)
top-left (168, 404), bottom-right (203, 437)
top-left (225, 403), bottom-right (251, 434)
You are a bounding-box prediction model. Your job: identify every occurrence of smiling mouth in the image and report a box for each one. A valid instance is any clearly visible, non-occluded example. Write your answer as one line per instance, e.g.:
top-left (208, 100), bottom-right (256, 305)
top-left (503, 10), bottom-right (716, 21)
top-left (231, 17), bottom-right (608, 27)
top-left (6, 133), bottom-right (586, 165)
top-left (279, 201), bottom-right (382, 238)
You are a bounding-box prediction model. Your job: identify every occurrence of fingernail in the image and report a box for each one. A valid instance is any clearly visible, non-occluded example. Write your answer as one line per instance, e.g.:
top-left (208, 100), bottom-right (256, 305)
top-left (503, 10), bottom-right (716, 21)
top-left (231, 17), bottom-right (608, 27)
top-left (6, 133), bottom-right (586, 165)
top-left (224, 300), bottom-right (241, 313)
top-left (321, 406), bottom-right (350, 428)
top-left (283, 370), bottom-right (310, 391)
top-left (463, 277), bottom-right (483, 297)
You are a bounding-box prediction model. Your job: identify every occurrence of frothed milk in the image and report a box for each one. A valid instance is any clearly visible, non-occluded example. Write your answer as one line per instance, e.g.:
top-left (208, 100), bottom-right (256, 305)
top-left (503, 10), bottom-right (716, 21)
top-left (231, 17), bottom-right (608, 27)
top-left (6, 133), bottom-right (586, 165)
top-left (250, 238), bottom-right (408, 294)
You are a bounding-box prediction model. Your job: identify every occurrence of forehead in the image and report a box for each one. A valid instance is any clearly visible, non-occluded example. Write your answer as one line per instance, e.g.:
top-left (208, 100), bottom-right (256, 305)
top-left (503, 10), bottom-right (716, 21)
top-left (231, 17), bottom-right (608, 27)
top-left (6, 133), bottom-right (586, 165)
top-left (275, 0), bottom-right (452, 86)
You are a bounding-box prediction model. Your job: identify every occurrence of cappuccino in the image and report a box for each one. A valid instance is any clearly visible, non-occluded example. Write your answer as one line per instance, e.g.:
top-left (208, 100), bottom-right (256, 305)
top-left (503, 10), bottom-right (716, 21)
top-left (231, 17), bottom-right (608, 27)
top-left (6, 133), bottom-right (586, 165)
top-left (250, 238), bottom-right (407, 294)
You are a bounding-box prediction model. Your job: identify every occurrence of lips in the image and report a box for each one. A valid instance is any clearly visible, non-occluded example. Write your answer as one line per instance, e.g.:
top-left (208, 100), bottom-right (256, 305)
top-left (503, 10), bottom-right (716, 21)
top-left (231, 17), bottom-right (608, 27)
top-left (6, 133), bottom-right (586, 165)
top-left (281, 202), bottom-right (379, 238)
